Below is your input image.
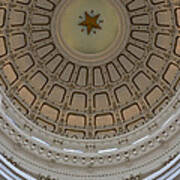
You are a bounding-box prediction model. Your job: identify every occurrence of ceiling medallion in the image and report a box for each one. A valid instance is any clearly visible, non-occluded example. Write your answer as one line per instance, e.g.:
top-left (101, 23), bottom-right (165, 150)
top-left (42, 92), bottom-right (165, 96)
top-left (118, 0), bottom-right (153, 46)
top-left (52, 0), bottom-right (129, 64)
top-left (78, 11), bottom-right (103, 35)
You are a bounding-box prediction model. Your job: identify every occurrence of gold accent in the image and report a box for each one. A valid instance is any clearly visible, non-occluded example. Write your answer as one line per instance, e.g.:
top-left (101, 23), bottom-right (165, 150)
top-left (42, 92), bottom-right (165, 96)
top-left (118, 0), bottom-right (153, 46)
top-left (79, 11), bottom-right (102, 35)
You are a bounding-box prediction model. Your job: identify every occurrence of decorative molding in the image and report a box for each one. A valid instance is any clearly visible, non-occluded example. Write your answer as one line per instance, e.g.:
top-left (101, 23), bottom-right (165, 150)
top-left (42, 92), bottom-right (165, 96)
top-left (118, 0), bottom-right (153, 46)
top-left (0, 0), bottom-right (179, 179)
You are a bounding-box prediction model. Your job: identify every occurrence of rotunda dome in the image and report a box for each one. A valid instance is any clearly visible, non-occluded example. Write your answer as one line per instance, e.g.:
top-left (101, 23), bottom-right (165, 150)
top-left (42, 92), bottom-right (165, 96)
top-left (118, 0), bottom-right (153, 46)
top-left (0, 0), bottom-right (179, 179)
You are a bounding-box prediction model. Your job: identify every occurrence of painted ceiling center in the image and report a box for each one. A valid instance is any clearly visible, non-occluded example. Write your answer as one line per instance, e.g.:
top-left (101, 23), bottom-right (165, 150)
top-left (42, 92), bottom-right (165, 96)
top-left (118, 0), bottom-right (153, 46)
top-left (55, 0), bottom-right (125, 61)
top-left (78, 11), bottom-right (103, 35)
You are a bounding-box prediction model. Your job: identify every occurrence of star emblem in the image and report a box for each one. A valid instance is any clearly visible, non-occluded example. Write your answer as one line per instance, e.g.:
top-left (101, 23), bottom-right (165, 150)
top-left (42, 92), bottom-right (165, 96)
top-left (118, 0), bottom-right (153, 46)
top-left (78, 11), bottom-right (102, 35)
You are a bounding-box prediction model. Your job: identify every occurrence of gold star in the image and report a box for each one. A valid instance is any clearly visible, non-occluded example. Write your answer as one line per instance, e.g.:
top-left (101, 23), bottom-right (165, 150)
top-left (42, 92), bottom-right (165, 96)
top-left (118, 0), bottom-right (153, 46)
top-left (79, 11), bottom-right (102, 35)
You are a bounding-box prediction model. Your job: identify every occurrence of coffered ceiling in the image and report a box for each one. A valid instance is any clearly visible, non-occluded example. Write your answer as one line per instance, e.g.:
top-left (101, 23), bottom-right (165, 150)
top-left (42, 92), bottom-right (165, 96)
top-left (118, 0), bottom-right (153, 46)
top-left (0, 0), bottom-right (179, 179)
